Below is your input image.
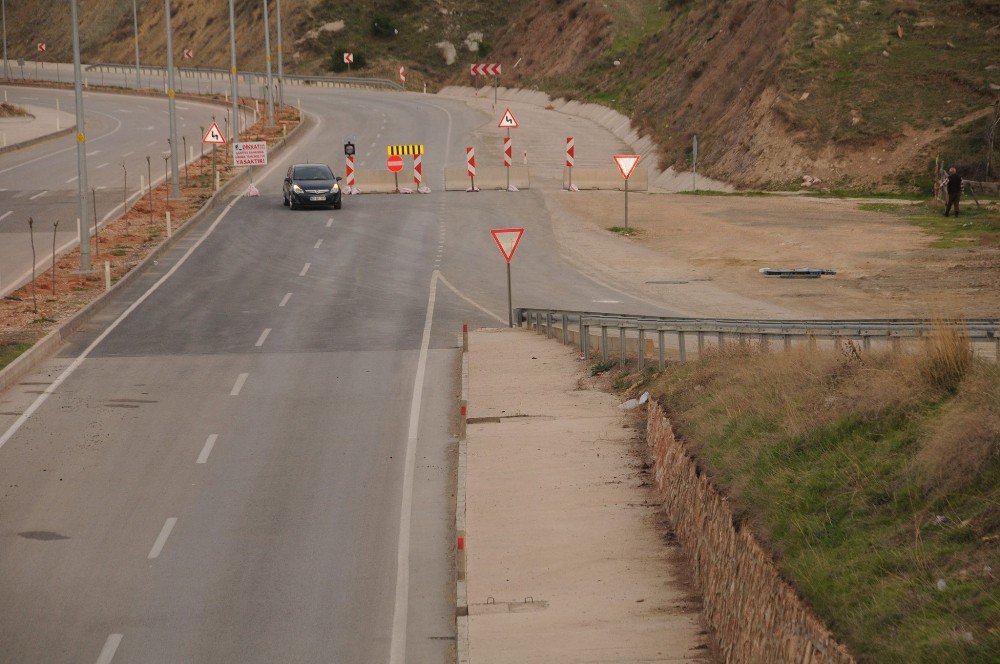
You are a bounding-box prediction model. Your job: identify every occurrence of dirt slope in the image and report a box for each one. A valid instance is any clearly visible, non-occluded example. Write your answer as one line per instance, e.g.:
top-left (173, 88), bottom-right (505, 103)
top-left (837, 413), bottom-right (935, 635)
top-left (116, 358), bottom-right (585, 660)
top-left (5, 0), bottom-right (999, 190)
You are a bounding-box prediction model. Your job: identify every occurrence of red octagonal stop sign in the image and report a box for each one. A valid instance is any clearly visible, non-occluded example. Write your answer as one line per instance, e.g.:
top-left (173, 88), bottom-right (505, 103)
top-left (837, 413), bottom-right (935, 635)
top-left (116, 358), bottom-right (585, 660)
top-left (387, 154), bottom-right (404, 173)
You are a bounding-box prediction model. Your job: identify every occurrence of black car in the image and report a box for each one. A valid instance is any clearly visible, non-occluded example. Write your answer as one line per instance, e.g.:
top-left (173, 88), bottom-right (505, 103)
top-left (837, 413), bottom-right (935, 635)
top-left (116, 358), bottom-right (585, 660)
top-left (282, 163), bottom-right (343, 210)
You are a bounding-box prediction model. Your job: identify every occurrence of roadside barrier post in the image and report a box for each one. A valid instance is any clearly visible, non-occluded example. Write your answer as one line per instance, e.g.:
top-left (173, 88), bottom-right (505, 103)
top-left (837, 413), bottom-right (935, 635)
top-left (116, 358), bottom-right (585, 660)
top-left (503, 133), bottom-right (511, 191)
top-left (566, 137), bottom-right (574, 190)
top-left (462, 323), bottom-right (468, 352)
top-left (466, 147), bottom-right (476, 191)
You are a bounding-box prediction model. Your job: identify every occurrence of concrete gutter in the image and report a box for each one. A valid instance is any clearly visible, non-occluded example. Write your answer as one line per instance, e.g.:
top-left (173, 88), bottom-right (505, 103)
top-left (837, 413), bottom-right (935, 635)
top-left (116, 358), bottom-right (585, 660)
top-left (0, 109), bottom-right (314, 398)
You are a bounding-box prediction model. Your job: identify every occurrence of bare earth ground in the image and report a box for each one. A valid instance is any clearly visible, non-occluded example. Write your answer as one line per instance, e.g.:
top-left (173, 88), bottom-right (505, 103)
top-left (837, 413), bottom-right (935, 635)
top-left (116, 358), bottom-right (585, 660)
top-left (546, 191), bottom-right (1000, 319)
top-left (466, 328), bottom-right (710, 662)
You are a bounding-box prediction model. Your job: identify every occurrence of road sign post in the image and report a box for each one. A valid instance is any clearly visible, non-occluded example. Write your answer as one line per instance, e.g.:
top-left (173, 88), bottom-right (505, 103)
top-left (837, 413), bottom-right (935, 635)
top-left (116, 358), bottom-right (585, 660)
top-left (497, 108), bottom-right (518, 192)
top-left (613, 155), bottom-right (640, 230)
top-left (387, 153), bottom-right (404, 192)
top-left (491, 228), bottom-right (524, 327)
top-left (692, 134), bottom-right (698, 193)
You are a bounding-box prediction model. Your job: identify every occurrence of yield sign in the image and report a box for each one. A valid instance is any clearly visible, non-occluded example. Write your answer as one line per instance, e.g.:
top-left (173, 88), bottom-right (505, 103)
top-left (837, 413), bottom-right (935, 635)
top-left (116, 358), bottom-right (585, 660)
top-left (613, 155), bottom-right (640, 179)
top-left (491, 228), bottom-right (524, 264)
top-left (497, 108), bottom-right (519, 129)
top-left (202, 122), bottom-right (226, 144)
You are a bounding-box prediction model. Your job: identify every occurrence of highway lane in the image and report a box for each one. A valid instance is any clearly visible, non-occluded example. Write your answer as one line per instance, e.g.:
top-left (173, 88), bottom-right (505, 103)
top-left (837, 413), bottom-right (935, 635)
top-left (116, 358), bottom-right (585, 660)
top-left (0, 80), bottom-right (676, 663)
top-left (0, 85), bottom-right (232, 296)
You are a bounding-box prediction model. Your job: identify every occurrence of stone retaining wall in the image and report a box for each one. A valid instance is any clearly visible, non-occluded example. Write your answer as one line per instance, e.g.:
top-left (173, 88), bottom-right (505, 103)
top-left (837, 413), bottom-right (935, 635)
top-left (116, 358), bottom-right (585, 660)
top-left (646, 401), bottom-right (855, 663)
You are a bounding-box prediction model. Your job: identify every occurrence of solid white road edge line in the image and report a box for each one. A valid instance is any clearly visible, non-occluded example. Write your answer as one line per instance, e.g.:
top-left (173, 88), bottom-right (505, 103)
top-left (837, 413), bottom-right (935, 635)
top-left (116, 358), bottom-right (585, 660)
top-left (29, 190), bottom-right (48, 200)
top-left (95, 633), bottom-right (123, 664)
top-left (255, 328), bottom-right (271, 347)
top-left (230, 373), bottom-right (249, 396)
top-left (279, 292), bottom-right (292, 307)
top-left (197, 434), bottom-right (218, 464)
top-left (0, 112), bottom-right (316, 449)
top-left (147, 517), bottom-right (177, 559)
top-left (388, 269), bottom-right (439, 664)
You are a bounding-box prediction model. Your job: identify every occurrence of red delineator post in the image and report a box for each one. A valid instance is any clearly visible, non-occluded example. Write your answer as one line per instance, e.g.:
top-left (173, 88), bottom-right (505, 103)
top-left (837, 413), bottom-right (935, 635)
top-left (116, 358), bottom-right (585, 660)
top-left (413, 153), bottom-right (423, 188)
top-left (565, 136), bottom-right (575, 190)
top-left (345, 154), bottom-right (355, 188)
top-left (466, 147), bottom-right (476, 191)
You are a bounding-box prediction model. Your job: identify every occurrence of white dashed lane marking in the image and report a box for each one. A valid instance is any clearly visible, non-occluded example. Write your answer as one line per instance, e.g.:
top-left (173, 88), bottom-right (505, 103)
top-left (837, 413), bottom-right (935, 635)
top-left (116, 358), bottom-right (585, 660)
top-left (147, 518), bottom-right (177, 559)
top-left (279, 292), bottom-right (292, 307)
top-left (197, 434), bottom-right (218, 464)
top-left (314, 239), bottom-right (323, 249)
top-left (255, 328), bottom-right (271, 347)
top-left (230, 373), bottom-right (249, 396)
top-left (94, 634), bottom-right (123, 664)
top-left (299, 262), bottom-right (311, 277)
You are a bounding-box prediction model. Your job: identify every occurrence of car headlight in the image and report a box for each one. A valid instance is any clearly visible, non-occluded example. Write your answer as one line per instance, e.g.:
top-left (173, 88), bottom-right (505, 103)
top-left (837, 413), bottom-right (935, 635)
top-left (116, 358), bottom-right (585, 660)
top-left (292, 184), bottom-right (303, 194)
top-left (331, 183), bottom-right (340, 192)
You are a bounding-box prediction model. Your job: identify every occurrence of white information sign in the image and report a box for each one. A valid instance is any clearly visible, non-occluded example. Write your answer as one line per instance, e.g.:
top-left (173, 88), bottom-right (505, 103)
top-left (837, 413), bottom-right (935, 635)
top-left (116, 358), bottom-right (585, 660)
top-left (234, 141), bottom-right (268, 166)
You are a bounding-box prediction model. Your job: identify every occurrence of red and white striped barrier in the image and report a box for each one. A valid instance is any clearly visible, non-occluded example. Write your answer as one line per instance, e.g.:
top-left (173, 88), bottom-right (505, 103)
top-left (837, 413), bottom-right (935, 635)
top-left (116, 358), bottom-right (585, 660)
top-left (344, 154), bottom-right (359, 194)
top-left (503, 137), bottom-right (512, 168)
top-left (466, 147), bottom-right (479, 192)
top-left (413, 153), bottom-right (431, 194)
top-left (566, 137), bottom-right (577, 192)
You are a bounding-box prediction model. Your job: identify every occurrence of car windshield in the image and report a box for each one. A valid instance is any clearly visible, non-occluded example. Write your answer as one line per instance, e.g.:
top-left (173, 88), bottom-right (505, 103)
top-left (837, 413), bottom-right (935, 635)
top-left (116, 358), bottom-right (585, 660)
top-left (294, 165), bottom-right (333, 180)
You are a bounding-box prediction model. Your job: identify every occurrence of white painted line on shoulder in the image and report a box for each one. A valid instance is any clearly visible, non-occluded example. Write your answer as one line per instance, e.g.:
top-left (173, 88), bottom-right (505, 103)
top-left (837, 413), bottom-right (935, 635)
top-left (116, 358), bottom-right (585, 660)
top-left (29, 190), bottom-right (48, 200)
top-left (145, 141), bottom-right (156, 147)
top-left (313, 239), bottom-right (323, 249)
top-left (65, 176), bottom-right (78, 184)
top-left (389, 269), bottom-right (440, 664)
top-left (96, 162), bottom-right (109, 169)
top-left (147, 518), bottom-right (177, 559)
top-left (96, 186), bottom-right (106, 190)
top-left (255, 328), bottom-right (271, 347)
top-left (279, 292), bottom-right (292, 307)
top-left (197, 434), bottom-right (218, 464)
top-left (437, 272), bottom-right (505, 323)
top-left (230, 373), bottom-right (249, 396)
top-left (123, 151), bottom-right (134, 157)
top-left (326, 218), bottom-right (333, 228)
top-left (0, 211), bottom-right (12, 222)
top-left (95, 634), bottom-right (123, 664)
top-left (299, 262), bottom-right (311, 277)
top-left (86, 150), bottom-right (100, 156)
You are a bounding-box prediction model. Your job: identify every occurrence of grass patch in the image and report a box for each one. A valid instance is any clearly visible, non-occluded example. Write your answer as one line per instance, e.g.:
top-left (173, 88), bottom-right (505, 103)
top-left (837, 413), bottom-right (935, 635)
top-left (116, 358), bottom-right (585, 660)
top-left (608, 226), bottom-right (638, 237)
top-left (624, 328), bottom-right (1000, 662)
top-left (859, 201), bottom-right (1000, 248)
top-left (0, 342), bottom-right (32, 371)
top-left (675, 190), bottom-right (773, 197)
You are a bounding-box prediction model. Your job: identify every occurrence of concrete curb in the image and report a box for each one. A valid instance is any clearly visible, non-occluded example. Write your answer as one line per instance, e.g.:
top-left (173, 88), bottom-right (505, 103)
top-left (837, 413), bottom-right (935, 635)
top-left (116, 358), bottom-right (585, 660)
top-left (0, 124), bottom-right (76, 155)
top-left (0, 109), bottom-right (315, 398)
top-left (456, 331), bottom-right (470, 663)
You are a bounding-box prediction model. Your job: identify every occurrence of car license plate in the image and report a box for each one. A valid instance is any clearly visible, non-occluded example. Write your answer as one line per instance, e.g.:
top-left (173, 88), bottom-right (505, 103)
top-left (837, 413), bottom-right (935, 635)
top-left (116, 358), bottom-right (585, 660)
top-left (309, 196), bottom-right (325, 201)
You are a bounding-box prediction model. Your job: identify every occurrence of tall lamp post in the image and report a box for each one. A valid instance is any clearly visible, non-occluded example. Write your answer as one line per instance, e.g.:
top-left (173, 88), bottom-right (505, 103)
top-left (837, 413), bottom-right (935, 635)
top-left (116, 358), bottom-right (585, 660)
top-left (164, 0), bottom-right (181, 198)
top-left (228, 0), bottom-right (239, 144)
top-left (262, 0), bottom-right (275, 127)
top-left (132, 0), bottom-right (141, 88)
top-left (275, 0), bottom-right (284, 107)
top-left (70, 0), bottom-right (90, 272)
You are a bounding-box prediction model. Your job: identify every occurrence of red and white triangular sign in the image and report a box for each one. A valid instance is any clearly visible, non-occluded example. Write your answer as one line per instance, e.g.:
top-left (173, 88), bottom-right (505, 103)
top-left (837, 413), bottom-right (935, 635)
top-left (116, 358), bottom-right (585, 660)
top-left (202, 122), bottom-right (226, 145)
top-left (497, 108), bottom-right (519, 129)
top-left (613, 154), bottom-right (640, 179)
top-left (491, 228), bottom-right (524, 264)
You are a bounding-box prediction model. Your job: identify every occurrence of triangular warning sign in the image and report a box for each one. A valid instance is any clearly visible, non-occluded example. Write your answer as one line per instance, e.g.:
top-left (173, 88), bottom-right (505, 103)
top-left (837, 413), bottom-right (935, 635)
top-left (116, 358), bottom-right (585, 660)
top-left (497, 108), bottom-right (519, 129)
top-left (613, 154), bottom-right (640, 179)
top-left (491, 228), bottom-right (524, 264)
top-left (202, 122), bottom-right (226, 145)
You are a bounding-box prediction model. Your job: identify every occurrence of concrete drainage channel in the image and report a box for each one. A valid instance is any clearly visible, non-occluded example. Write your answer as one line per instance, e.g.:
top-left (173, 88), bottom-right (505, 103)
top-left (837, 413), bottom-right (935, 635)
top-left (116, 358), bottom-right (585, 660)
top-left (0, 98), bottom-right (313, 396)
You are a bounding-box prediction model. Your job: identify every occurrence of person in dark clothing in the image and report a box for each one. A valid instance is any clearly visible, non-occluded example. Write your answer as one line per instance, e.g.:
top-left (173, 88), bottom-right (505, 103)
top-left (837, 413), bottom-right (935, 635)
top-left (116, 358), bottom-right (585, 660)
top-left (944, 167), bottom-right (962, 217)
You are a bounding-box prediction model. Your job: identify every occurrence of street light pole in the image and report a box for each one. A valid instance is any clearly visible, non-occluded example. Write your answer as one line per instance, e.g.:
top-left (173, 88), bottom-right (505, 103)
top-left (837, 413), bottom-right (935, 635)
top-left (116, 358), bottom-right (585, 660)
top-left (70, 0), bottom-right (91, 273)
top-left (262, 0), bottom-right (275, 127)
top-left (275, 0), bottom-right (284, 107)
top-left (164, 0), bottom-right (181, 198)
top-left (1, 0), bottom-right (9, 80)
top-left (228, 0), bottom-right (240, 144)
top-left (132, 0), bottom-right (141, 88)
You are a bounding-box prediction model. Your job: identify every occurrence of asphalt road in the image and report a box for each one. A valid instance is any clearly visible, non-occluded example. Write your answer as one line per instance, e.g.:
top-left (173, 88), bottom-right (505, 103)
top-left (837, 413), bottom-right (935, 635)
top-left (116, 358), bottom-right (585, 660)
top-left (0, 84), bottom-right (229, 296)
top-left (0, 74), bottom-right (674, 663)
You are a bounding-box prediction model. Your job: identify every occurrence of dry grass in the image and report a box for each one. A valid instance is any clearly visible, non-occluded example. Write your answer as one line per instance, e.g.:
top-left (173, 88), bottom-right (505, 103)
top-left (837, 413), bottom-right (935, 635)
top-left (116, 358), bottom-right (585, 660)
top-left (628, 333), bottom-right (1000, 661)
top-left (0, 102), bottom-right (30, 118)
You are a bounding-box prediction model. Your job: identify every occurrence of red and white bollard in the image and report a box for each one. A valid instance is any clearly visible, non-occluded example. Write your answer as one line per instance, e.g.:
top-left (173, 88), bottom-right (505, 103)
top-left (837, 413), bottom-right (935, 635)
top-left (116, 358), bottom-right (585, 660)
top-left (345, 154), bottom-right (359, 194)
top-left (414, 153), bottom-right (430, 193)
top-left (566, 136), bottom-right (577, 191)
top-left (466, 147), bottom-right (478, 192)
top-left (503, 135), bottom-right (516, 191)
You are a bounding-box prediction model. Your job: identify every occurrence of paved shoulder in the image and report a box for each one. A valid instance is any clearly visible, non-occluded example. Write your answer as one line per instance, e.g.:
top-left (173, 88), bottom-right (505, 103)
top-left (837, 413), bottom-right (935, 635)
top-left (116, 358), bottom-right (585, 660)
top-left (465, 327), bottom-right (709, 662)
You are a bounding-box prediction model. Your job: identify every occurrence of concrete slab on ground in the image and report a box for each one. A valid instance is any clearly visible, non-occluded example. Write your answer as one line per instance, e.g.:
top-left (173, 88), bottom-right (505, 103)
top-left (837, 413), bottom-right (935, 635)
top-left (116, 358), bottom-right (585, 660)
top-left (465, 327), bottom-right (709, 663)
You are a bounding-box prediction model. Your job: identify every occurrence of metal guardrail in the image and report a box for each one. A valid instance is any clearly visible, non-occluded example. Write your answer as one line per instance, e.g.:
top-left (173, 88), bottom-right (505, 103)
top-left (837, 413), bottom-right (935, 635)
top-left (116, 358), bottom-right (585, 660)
top-left (515, 308), bottom-right (1000, 369)
top-left (83, 62), bottom-right (403, 92)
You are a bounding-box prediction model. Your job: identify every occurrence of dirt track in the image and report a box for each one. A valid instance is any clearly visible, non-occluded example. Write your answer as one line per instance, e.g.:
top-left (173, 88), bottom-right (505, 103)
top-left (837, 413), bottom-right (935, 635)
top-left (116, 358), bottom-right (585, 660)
top-left (546, 191), bottom-right (1000, 319)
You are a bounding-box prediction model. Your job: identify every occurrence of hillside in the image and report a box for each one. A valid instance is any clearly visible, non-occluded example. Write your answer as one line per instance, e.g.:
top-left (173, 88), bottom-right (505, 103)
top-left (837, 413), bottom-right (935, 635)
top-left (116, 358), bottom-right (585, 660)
top-left (4, 0), bottom-right (998, 190)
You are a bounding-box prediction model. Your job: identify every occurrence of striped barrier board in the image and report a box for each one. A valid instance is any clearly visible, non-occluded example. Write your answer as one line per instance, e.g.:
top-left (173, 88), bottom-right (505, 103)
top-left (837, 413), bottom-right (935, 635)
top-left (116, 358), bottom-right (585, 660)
top-left (387, 144), bottom-right (424, 156)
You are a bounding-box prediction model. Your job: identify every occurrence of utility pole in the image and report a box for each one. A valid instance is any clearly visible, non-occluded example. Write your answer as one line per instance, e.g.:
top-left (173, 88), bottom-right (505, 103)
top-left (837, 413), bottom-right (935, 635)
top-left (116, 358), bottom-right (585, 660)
top-left (275, 0), bottom-right (284, 107)
top-left (132, 0), bottom-right (141, 88)
top-left (262, 0), bottom-right (275, 127)
top-left (70, 0), bottom-right (91, 273)
top-left (164, 0), bottom-right (181, 198)
top-left (228, 0), bottom-right (240, 144)
top-left (1, 0), bottom-right (9, 80)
